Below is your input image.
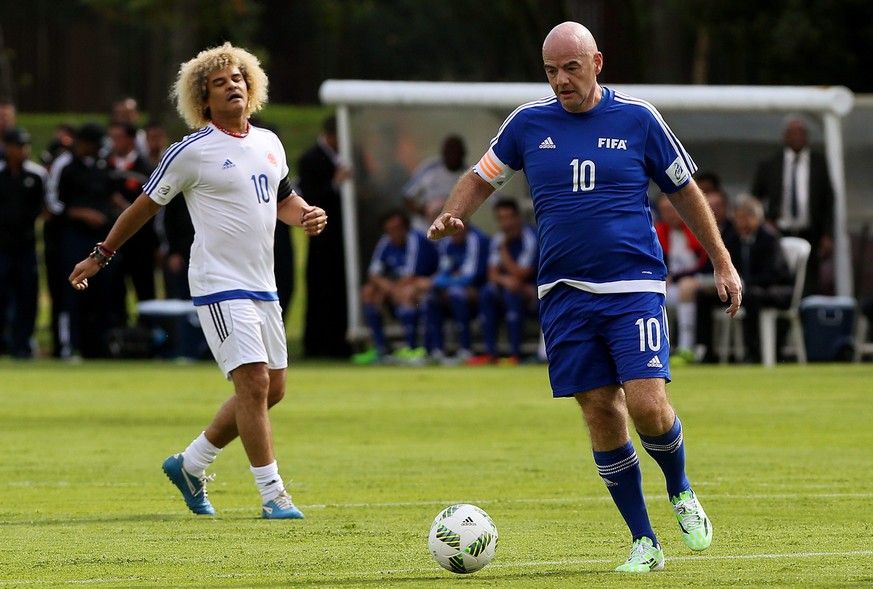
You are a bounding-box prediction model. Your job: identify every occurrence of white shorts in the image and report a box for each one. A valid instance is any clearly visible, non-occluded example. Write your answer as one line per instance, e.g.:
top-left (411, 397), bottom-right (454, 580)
top-left (196, 299), bottom-right (288, 378)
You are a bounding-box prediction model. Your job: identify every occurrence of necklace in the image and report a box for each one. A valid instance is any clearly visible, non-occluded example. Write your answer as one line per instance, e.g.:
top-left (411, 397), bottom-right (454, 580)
top-left (212, 120), bottom-right (250, 138)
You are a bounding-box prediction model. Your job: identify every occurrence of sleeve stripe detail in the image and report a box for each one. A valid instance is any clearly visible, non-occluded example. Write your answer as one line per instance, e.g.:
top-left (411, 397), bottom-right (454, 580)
top-left (489, 95), bottom-right (556, 148)
top-left (612, 90), bottom-right (698, 176)
top-left (477, 153), bottom-right (500, 179)
top-left (143, 126), bottom-right (213, 195)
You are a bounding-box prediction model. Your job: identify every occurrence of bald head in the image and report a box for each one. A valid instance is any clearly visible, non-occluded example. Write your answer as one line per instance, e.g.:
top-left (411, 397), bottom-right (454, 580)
top-left (543, 21), bottom-right (599, 55)
top-left (542, 21), bottom-right (603, 113)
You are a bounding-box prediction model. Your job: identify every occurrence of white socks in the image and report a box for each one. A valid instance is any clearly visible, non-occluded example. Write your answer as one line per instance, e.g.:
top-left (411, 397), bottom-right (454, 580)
top-left (250, 461), bottom-right (285, 503)
top-left (181, 433), bottom-right (284, 503)
top-left (677, 302), bottom-right (697, 351)
top-left (182, 432), bottom-right (222, 477)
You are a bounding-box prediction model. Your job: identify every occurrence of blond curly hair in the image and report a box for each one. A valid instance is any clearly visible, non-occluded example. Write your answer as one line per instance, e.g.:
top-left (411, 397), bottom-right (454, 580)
top-left (172, 42), bottom-right (269, 129)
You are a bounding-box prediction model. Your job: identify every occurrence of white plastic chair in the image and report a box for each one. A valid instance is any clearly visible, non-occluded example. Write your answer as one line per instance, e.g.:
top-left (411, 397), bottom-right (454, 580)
top-left (715, 236), bottom-right (811, 366)
top-left (759, 237), bottom-right (810, 366)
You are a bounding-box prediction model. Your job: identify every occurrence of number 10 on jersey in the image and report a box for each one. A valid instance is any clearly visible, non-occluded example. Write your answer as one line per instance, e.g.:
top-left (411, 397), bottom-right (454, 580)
top-left (570, 159), bottom-right (595, 192)
top-left (251, 174), bottom-right (271, 203)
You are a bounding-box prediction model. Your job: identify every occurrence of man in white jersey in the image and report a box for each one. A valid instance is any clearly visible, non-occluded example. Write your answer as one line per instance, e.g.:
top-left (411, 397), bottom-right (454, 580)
top-left (429, 22), bottom-right (743, 572)
top-left (69, 43), bottom-right (328, 519)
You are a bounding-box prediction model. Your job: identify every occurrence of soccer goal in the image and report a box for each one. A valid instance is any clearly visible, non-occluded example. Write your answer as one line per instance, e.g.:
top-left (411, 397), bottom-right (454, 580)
top-left (319, 80), bottom-right (855, 343)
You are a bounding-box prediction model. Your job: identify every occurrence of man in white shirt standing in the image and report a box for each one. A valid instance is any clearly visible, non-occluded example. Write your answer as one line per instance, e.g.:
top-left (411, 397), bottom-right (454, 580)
top-left (69, 43), bottom-right (328, 519)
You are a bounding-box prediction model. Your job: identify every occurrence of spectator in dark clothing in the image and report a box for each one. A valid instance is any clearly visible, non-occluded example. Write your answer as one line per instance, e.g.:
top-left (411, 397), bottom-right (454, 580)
top-left (48, 122), bottom-right (122, 358)
top-left (701, 195), bottom-right (792, 363)
top-left (107, 120), bottom-right (159, 323)
top-left (41, 124), bottom-right (77, 356)
top-left (750, 115), bottom-right (833, 295)
top-left (299, 115), bottom-right (352, 358)
top-left (0, 127), bottom-right (47, 358)
top-left (155, 195), bottom-right (194, 300)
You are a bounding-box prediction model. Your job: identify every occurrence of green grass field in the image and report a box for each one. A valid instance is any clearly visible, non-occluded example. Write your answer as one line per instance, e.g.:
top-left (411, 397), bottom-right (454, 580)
top-left (1, 360), bottom-right (871, 588)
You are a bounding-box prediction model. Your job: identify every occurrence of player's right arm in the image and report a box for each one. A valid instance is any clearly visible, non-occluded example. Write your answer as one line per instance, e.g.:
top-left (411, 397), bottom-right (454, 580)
top-left (428, 171), bottom-right (494, 240)
top-left (68, 192), bottom-right (162, 290)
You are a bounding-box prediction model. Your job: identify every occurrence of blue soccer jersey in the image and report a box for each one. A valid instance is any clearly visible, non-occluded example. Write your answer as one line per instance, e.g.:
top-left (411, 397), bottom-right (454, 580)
top-left (488, 224), bottom-right (539, 282)
top-left (473, 87), bottom-right (697, 299)
top-left (436, 225), bottom-right (490, 287)
top-left (368, 229), bottom-right (439, 280)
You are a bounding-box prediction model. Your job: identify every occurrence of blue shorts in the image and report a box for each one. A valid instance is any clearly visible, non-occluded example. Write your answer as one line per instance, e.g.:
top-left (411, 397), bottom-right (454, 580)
top-left (540, 284), bottom-right (671, 397)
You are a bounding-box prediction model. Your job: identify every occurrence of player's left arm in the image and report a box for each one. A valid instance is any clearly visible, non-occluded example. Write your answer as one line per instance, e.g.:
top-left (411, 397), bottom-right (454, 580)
top-left (276, 176), bottom-right (327, 236)
top-left (668, 180), bottom-right (742, 316)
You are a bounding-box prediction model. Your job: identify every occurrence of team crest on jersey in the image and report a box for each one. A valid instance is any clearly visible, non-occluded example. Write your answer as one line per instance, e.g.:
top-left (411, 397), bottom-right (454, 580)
top-left (266, 152), bottom-right (278, 166)
top-left (666, 156), bottom-right (690, 186)
top-left (598, 137), bottom-right (627, 150)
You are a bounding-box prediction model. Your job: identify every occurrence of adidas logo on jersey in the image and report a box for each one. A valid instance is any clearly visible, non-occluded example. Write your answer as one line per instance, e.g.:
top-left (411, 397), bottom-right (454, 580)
top-left (539, 137), bottom-right (556, 149)
top-left (222, 159), bottom-right (236, 170)
top-left (647, 355), bottom-right (663, 368)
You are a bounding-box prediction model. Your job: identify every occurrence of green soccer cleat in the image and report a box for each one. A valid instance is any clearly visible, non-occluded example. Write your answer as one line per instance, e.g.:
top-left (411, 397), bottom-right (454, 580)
top-left (615, 536), bottom-right (665, 573)
top-left (351, 348), bottom-right (383, 365)
top-left (671, 489), bottom-right (713, 551)
top-left (391, 346), bottom-right (427, 366)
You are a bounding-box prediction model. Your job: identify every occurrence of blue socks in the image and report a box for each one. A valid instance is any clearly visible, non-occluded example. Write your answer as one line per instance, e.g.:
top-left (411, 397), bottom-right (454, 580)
top-left (639, 416), bottom-right (691, 499)
top-left (396, 305), bottom-right (419, 349)
top-left (363, 304), bottom-right (386, 353)
top-left (593, 441), bottom-right (657, 544)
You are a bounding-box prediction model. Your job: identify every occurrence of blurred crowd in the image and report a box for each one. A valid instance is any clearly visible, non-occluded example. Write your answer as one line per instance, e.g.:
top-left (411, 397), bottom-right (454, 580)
top-left (0, 97), bottom-right (298, 360)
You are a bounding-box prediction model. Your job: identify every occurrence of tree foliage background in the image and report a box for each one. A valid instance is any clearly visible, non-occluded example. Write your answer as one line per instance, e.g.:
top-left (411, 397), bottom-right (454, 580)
top-left (2, 0), bottom-right (873, 117)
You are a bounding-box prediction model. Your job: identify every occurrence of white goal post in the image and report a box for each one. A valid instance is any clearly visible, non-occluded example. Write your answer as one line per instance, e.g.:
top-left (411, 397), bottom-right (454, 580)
top-left (319, 80), bottom-right (855, 342)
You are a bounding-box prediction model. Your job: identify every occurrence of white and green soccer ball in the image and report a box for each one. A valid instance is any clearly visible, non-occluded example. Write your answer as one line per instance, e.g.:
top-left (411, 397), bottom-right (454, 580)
top-left (427, 504), bottom-right (498, 574)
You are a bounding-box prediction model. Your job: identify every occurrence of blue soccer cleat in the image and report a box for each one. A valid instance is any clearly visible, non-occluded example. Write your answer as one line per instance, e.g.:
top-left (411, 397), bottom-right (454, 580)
top-left (162, 453), bottom-right (216, 515)
top-left (262, 490), bottom-right (305, 520)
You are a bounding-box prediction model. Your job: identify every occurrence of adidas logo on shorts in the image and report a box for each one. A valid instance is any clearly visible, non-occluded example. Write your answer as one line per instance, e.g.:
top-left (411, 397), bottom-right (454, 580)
top-left (647, 355), bottom-right (663, 368)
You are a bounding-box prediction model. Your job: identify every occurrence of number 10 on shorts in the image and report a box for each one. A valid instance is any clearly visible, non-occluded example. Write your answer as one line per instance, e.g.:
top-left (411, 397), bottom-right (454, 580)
top-left (635, 317), bottom-right (663, 352)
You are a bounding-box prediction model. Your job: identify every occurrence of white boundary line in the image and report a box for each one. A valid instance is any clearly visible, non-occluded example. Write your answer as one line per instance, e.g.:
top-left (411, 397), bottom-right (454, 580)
top-left (274, 491), bottom-right (873, 511)
top-left (2, 550), bottom-right (871, 585)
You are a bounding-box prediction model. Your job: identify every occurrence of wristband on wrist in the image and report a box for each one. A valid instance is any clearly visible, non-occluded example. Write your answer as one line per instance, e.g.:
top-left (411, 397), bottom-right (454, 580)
top-left (89, 242), bottom-right (115, 268)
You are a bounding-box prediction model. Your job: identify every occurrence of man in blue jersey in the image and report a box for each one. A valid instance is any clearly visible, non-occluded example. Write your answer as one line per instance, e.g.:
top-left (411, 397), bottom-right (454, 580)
top-left (467, 197), bottom-right (538, 365)
top-left (353, 209), bottom-right (439, 364)
top-left (429, 21), bottom-right (742, 572)
top-left (422, 223), bottom-right (490, 364)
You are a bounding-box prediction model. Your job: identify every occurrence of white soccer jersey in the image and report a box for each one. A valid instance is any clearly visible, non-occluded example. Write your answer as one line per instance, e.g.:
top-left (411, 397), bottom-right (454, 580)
top-left (143, 124), bottom-right (290, 305)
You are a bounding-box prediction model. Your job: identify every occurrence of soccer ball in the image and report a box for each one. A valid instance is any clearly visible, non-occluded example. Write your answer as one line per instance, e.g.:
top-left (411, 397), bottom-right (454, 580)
top-left (427, 504), bottom-right (498, 574)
